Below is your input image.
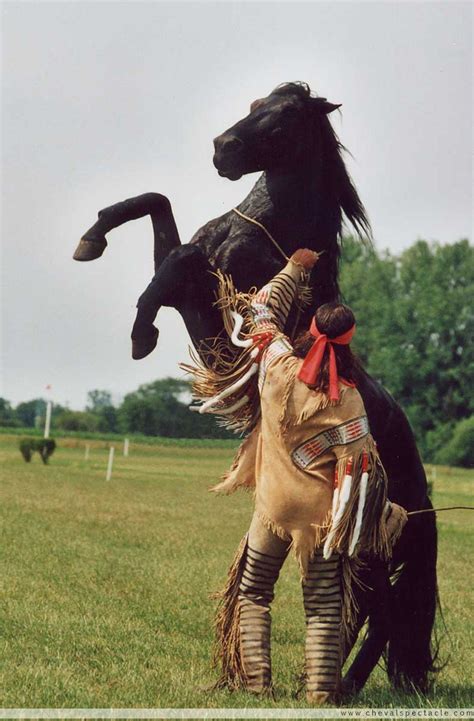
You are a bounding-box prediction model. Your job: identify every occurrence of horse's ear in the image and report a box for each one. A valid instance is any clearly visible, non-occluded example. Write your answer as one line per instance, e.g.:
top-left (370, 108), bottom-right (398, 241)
top-left (312, 97), bottom-right (342, 115)
top-left (250, 98), bottom-right (265, 112)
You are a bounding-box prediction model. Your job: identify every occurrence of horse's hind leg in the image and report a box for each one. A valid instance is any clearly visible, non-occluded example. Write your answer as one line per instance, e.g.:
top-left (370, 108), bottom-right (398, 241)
top-left (73, 192), bottom-right (180, 269)
top-left (341, 565), bottom-right (391, 696)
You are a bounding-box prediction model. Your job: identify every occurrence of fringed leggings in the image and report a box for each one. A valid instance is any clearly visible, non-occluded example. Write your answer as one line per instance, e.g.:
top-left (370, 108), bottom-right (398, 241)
top-left (236, 511), bottom-right (342, 699)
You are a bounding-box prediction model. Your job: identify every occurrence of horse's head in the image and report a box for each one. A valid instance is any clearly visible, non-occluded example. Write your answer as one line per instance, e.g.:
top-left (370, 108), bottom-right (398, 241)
top-left (213, 82), bottom-right (340, 180)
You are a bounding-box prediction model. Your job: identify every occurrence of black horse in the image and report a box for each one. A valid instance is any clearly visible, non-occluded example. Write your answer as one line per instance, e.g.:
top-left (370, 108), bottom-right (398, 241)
top-left (73, 82), bottom-right (438, 694)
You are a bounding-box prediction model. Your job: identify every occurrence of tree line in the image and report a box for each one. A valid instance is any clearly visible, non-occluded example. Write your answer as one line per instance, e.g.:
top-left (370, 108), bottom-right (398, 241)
top-left (1, 238), bottom-right (472, 465)
top-left (0, 380), bottom-right (230, 440)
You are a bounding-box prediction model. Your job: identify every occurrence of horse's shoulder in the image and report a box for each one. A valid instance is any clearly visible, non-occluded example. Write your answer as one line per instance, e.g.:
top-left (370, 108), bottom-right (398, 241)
top-left (189, 211), bottom-right (232, 247)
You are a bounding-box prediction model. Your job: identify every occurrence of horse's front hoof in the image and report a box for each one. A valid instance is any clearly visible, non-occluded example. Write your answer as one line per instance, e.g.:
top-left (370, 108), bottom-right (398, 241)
top-left (132, 326), bottom-right (159, 360)
top-left (73, 234), bottom-right (107, 261)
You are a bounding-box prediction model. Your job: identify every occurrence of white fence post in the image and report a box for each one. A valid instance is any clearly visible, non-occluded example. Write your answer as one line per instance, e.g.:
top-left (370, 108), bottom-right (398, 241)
top-left (84, 444), bottom-right (90, 461)
top-left (123, 438), bottom-right (129, 457)
top-left (106, 446), bottom-right (115, 481)
top-left (44, 400), bottom-right (52, 439)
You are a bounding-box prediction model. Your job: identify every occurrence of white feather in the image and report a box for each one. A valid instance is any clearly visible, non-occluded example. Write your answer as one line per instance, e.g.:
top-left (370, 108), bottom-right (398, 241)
top-left (230, 311), bottom-right (253, 348)
top-left (199, 362), bottom-right (258, 413)
top-left (348, 471), bottom-right (369, 556)
top-left (323, 472), bottom-right (352, 559)
top-left (331, 486), bottom-right (340, 517)
top-left (210, 395), bottom-right (249, 415)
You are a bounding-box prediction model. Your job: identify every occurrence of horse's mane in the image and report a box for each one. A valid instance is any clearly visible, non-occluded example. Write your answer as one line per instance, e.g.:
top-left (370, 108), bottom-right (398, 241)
top-left (273, 82), bottom-right (372, 245)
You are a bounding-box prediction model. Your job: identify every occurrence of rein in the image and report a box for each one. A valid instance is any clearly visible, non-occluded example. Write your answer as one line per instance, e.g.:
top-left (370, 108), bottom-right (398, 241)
top-left (407, 506), bottom-right (474, 516)
top-left (232, 208), bottom-right (290, 262)
top-left (232, 207), bottom-right (318, 340)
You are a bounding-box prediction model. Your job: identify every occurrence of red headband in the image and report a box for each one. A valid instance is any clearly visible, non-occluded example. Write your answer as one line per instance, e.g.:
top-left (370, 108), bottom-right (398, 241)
top-left (297, 318), bottom-right (355, 401)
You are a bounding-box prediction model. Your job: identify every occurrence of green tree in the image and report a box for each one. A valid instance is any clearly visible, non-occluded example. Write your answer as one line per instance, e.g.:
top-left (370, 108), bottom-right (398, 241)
top-left (0, 398), bottom-right (17, 427)
top-left (86, 389), bottom-right (117, 432)
top-left (86, 390), bottom-right (113, 411)
top-left (340, 237), bottom-right (474, 456)
top-left (118, 377), bottom-right (230, 438)
top-left (15, 399), bottom-right (45, 427)
top-left (15, 399), bottom-right (66, 428)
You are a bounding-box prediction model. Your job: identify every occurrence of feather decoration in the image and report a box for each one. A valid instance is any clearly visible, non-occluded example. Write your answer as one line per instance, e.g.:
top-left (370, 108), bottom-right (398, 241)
top-left (331, 468), bottom-right (340, 518)
top-left (230, 311), bottom-right (253, 348)
top-left (323, 457), bottom-right (353, 559)
top-left (198, 352), bottom-right (259, 413)
top-left (348, 452), bottom-right (369, 556)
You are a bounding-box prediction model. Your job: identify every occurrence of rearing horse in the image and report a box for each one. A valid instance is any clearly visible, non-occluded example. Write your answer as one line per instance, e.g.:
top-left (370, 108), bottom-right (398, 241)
top-left (73, 82), bottom-right (438, 694)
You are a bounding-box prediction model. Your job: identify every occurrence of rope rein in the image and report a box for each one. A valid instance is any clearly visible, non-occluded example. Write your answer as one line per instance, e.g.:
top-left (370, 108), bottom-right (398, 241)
top-left (407, 505), bottom-right (474, 516)
top-left (232, 208), bottom-right (290, 262)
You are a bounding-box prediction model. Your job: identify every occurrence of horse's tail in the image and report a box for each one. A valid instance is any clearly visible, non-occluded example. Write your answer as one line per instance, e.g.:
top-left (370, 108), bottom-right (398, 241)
top-left (386, 506), bottom-right (441, 692)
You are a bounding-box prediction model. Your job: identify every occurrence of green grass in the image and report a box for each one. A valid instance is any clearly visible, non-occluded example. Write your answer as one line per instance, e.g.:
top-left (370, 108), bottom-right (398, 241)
top-left (0, 434), bottom-right (472, 709)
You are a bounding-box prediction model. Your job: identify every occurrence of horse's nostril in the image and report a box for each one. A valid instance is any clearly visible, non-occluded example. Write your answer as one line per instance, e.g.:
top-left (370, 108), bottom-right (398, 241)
top-left (220, 136), bottom-right (243, 155)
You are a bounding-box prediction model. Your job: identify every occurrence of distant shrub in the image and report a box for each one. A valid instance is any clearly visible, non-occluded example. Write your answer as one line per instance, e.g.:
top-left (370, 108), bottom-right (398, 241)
top-left (19, 438), bottom-right (56, 464)
top-left (434, 416), bottom-right (474, 468)
top-left (424, 421), bottom-right (456, 462)
top-left (19, 439), bottom-right (33, 462)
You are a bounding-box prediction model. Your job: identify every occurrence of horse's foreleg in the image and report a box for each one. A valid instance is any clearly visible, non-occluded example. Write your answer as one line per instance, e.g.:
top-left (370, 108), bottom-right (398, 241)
top-left (73, 192), bottom-right (180, 270)
top-left (130, 244), bottom-right (222, 359)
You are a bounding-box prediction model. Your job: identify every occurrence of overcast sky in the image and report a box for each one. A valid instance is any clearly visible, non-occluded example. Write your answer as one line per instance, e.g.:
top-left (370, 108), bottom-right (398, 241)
top-left (2, 1), bottom-right (472, 410)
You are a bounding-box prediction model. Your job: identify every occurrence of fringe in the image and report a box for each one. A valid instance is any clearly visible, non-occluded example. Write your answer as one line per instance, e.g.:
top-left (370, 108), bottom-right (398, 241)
top-left (256, 509), bottom-right (292, 543)
top-left (293, 387), bottom-right (345, 427)
top-left (310, 510), bottom-right (333, 552)
top-left (340, 555), bottom-right (367, 653)
top-left (210, 534), bottom-right (249, 690)
top-left (209, 426), bottom-right (258, 495)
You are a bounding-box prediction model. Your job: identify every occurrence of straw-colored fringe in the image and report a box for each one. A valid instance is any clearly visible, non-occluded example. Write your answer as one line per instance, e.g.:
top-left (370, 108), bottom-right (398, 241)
top-left (294, 269), bottom-right (313, 310)
top-left (210, 533), bottom-right (249, 690)
top-left (309, 509), bottom-right (333, 554)
top-left (256, 509), bottom-right (292, 543)
top-left (340, 555), bottom-right (366, 652)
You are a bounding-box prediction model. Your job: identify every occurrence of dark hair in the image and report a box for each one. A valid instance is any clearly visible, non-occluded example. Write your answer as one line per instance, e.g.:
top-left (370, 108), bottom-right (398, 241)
top-left (293, 302), bottom-right (360, 392)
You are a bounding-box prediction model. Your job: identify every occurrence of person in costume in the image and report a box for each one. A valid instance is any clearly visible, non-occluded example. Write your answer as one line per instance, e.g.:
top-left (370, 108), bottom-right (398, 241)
top-left (184, 249), bottom-right (407, 704)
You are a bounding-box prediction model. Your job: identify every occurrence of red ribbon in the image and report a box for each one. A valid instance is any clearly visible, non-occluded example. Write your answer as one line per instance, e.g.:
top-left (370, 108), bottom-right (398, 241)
top-left (297, 318), bottom-right (355, 401)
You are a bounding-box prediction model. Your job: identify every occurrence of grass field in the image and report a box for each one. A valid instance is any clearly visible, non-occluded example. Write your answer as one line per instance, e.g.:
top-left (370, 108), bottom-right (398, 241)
top-left (1, 433), bottom-right (472, 710)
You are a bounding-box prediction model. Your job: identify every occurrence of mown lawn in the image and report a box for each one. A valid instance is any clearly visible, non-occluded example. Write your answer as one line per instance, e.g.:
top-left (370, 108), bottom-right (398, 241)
top-left (0, 433), bottom-right (472, 710)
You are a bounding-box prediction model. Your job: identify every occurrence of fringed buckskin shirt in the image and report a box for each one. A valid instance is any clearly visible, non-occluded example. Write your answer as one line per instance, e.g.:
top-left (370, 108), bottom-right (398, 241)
top-left (211, 260), bottom-right (389, 577)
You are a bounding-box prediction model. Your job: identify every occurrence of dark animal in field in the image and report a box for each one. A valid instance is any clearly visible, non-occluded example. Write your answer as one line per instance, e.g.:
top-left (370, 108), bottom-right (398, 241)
top-left (19, 438), bottom-right (56, 464)
top-left (73, 82), bottom-right (438, 694)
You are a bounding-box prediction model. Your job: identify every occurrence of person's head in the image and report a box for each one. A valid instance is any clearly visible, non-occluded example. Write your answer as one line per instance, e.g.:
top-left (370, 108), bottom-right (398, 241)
top-left (294, 302), bottom-right (359, 392)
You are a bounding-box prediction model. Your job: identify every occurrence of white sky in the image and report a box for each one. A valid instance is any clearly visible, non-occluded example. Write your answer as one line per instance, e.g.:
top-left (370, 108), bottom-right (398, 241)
top-left (1, 1), bottom-right (472, 410)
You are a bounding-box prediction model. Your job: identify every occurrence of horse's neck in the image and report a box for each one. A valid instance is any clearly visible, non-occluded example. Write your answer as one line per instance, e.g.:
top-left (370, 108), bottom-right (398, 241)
top-left (238, 166), bottom-right (341, 304)
top-left (237, 166), bottom-right (331, 252)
